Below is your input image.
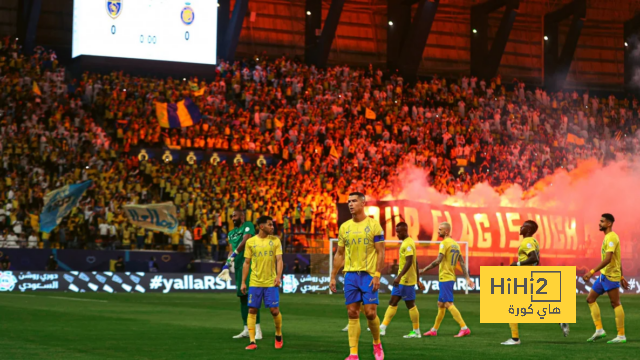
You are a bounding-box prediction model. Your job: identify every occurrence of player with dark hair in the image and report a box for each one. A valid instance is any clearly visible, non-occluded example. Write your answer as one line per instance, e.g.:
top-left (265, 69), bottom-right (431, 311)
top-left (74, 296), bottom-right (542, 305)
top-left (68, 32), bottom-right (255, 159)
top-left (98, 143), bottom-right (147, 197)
top-left (219, 209), bottom-right (261, 340)
top-left (241, 216), bottom-right (284, 350)
top-left (330, 192), bottom-right (386, 360)
top-left (421, 222), bottom-right (474, 338)
top-left (501, 220), bottom-right (569, 345)
top-left (380, 222), bottom-right (425, 338)
top-left (582, 213), bottom-right (629, 344)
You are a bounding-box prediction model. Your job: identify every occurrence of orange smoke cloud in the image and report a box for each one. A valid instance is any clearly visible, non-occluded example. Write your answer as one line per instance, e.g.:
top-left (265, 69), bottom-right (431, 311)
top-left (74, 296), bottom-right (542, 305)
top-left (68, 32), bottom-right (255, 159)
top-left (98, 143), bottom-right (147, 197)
top-left (384, 157), bottom-right (640, 252)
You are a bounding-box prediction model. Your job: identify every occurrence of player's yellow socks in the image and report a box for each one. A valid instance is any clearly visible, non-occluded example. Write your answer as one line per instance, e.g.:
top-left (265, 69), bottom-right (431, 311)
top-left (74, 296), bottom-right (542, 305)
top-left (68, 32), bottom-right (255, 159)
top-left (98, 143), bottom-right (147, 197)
top-left (588, 302), bottom-right (603, 330)
top-left (382, 305), bottom-right (397, 326)
top-left (368, 316), bottom-right (382, 345)
top-left (273, 312), bottom-right (283, 336)
top-left (348, 318), bottom-right (361, 355)
top-left (434, 307), bottom-right (446, 330)
top-left (509, 323), bottom-right (519, 339)
top-left (408, 306), bottom-right (420, 330)
top-left (248, 313), bottom-right (257, 342)
top-left (614, 305), bottom-right (625, 336)
top-left (447, 305), bottom-right (466, 328)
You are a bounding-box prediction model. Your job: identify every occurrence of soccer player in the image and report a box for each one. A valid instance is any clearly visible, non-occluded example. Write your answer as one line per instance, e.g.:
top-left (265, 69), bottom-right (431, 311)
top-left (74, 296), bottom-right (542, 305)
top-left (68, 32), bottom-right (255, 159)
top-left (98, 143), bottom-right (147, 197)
top-left (582, 214), bottom-right (630, 344)
top-left (500, 220), bottom-right (570, 345)
top-left (380, 222), bottom-right (425, 338)
top-left (221, 209), bottom-right (262, 340)
top-left (330, 192), bottom-right (386, 360)
top-left (240, 216), bottom-right (284, 350)
top-left (420, 222), bottom-right (474, 338)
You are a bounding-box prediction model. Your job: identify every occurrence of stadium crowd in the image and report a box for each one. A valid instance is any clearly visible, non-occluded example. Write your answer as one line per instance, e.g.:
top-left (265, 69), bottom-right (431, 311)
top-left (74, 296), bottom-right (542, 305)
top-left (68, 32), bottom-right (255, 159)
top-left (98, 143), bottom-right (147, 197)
top-left (1, 36), bottom-right (639, 256)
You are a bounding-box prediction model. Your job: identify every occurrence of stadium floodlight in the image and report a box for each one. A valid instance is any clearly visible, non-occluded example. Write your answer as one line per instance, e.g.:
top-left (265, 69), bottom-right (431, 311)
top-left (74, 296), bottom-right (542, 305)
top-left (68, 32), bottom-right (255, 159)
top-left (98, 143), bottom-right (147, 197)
top-left (472, 29), bottom-right (477, 34)
top-left (329, 239), bottom-right (470, 295)
top-left (307, 11), bottom-right (311, 16)
top-left (388, 21), bottom-right (393, 26)
top-left (544, 35), bottom-right (549, 41)
top-left (625, 41), bottom-right (629, 47)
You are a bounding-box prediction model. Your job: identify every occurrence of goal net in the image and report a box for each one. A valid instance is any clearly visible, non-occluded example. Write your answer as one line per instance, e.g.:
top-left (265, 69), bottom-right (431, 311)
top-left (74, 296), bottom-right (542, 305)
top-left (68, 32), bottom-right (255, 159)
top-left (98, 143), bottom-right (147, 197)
top-left (329, 239), bottom-right (470, 295)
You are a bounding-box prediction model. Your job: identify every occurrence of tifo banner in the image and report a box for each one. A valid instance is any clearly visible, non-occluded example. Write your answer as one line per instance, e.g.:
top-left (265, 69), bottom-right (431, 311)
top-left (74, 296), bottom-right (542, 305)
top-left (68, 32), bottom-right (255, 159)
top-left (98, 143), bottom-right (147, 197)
top-left (123, 202), bottom-right (178, 233)
top-left (133, 148), bottom-right (281, 167)
top-left (337, 200), bottom-right (586, 270)
top-left (480, 266), bottom-right (576, 323)
top-left (40, 181), bottom-right (93, 233)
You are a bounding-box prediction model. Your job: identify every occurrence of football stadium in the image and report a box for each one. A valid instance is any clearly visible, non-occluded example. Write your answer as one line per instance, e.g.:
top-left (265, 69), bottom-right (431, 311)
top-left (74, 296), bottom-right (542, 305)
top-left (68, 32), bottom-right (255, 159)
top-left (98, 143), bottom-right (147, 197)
top-left (1, 0), bottom-right (640, 359)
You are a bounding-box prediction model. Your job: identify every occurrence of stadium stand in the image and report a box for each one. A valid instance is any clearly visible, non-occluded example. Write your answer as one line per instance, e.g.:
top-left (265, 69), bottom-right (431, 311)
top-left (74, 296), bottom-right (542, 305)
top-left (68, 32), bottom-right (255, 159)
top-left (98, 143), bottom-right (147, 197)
top-left (0, 35), bottom-right (639, 256)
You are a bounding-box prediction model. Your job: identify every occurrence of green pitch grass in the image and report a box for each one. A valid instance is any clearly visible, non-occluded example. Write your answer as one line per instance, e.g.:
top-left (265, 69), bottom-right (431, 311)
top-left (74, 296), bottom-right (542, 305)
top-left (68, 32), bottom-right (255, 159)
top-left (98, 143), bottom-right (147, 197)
top-left (0, 293), bottom-right (638, 360)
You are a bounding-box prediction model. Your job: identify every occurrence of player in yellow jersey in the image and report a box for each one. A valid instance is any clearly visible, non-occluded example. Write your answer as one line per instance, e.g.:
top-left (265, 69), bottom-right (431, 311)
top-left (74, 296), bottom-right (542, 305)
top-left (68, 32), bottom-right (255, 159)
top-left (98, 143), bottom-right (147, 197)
top-left (582, 214), bottom-right (630, 344)
top-left (380, 222), bottom-right (425, 338)
top-left (420, 222), bottom-right (474, 338)
top-left (240, 216), bottom-right (284, 351)
top-left (330, 192), bottom-right (386, 360)
top-left (500, 220), bottom-right (570, 345)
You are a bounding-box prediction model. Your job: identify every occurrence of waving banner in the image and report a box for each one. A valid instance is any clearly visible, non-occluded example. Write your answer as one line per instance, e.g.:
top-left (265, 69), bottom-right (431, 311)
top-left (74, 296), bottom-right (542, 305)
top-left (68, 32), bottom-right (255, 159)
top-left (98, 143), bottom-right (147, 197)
top-left (123, 202), bottom-right (179, 233)
top-left (40, 181), bottom-right (93, 233)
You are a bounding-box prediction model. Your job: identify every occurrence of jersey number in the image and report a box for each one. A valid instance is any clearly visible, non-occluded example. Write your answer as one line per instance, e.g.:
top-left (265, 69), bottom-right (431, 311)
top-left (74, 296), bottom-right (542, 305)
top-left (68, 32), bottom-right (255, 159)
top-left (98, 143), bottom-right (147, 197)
top-left (450, 249), bottom-right (460, 266)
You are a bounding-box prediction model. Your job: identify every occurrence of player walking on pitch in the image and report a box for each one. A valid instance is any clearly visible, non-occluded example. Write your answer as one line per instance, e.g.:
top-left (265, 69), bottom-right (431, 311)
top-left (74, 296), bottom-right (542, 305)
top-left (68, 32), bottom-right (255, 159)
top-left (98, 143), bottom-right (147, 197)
top-left (380, 222), bottom-right (425, 338)
top-left (219, 209), bottom-right (262, 340)
top-left (241, 216), bottom-right (284, 350)
top-left (330, 192), bottom-right (386, 360)
top-left (582, 213), bottom-right (629, 344)
top-left (500, 220), bottom-right (570, 345)
top-left (420, 222), bottom-right (474, 338)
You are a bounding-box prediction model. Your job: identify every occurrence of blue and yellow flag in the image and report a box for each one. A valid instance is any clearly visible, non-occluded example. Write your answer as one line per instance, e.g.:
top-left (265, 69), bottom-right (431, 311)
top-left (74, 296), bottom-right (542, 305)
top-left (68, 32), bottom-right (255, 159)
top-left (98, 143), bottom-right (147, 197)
top-left (40, 180), bottom-right (92, 233)
top-left (156, 97), bottom-right (202, 128)
top-left (123, 202), bottom-right (178, 234)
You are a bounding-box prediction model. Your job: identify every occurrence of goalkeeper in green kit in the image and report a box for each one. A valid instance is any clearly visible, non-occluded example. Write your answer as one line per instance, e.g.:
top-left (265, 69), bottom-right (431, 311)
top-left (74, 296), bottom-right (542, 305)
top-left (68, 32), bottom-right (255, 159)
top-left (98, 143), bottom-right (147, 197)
top-left (218, 209), bottom-right (262, 340)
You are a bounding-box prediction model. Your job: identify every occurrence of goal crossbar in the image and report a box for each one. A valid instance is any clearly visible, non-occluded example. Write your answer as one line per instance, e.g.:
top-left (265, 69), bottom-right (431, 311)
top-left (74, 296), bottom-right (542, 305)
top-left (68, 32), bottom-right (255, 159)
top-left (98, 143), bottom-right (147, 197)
top-left (329, 239), bottom-right (469, 295)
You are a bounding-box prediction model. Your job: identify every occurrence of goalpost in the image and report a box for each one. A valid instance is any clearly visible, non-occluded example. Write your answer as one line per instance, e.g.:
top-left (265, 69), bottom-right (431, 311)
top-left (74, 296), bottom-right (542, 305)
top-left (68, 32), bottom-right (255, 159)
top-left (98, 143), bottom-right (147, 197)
top-left (329, 239), bottom-right (470, 295)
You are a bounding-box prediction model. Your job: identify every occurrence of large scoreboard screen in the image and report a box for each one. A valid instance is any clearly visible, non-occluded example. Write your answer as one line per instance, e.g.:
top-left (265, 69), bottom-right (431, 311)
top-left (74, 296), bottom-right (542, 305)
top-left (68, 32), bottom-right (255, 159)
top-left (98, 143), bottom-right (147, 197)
top-left (72, 0), bottom-right (217, 65)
